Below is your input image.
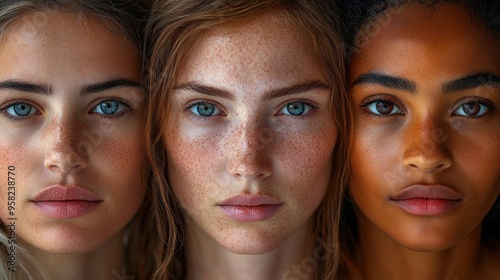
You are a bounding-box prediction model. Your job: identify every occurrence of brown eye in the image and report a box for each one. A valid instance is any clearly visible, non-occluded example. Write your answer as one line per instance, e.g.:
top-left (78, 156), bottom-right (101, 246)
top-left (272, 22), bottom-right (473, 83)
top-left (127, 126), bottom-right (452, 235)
top-left (376, 101), bottom-right (394, 114)
top-left (463, 102), bottom-right (480, 116)
top-left (453, 101), bottom-right (491, 117)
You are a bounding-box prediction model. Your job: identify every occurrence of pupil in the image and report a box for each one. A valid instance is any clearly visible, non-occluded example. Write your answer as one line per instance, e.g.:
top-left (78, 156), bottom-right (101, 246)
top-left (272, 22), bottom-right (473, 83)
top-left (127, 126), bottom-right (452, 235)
top-left (463, 103), bottom-right (480, 116)
top-left (376, 102), bottom-right (393, 114)
top-left (287, 102), bottom-right (305, 115)
top-left (14, 104), bottom-right (31, 116)
top-left (198, 103), bottom-right (215, 116)
top-left (100, 101), bottom-right (119, 114)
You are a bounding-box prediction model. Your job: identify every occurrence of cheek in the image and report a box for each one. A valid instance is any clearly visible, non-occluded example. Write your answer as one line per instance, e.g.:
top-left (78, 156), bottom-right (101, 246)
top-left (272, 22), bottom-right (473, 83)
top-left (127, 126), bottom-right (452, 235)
top-left (277, 124), bottom-right (337, 202)
top-left (164, 123), bottom-right (219, 209)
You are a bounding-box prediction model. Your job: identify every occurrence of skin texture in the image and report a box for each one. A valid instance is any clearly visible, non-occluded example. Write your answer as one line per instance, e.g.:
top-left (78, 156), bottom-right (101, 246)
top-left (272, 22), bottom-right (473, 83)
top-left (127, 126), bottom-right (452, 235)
top-left (164, 12), bottom-right (337, 280)
top-left (0, 12), bottom-right (146, 279)
top-left (349, 3), bottom-right (500, 279)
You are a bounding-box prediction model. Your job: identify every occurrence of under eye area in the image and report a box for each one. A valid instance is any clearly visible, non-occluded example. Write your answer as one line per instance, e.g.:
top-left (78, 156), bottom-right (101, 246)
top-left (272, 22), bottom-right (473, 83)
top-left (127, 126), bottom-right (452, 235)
top-left (362, 98), bottom-right (404, 116)
top-left (278, 101), bottom-right (314, 116)
top-left (92, 100), bottom-right (129, 116)
top-left (452, 100), bottom-right (495, 117)
top-left (188, 101), bottom-right (223, 117)
top-left (2, 101), bottom-right (40, 119)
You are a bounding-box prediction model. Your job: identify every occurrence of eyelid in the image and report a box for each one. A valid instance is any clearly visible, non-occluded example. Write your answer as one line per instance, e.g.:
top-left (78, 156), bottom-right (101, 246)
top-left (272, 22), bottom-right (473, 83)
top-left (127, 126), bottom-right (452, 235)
top-left (360, 94), bottom-right (406, 115)
top-left (184, 99), bottom-right (227, 116)
top-left (0, 100), bottom-right (42, 121)
top-left (451, 97), bottom-right (497, 117)
top-left (275, 99), bottom-right (319, 116)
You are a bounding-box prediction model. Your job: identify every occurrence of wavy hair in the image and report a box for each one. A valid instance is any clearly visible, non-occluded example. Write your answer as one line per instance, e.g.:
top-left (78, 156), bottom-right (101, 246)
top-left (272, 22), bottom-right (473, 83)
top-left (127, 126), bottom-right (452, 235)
top-left (0, 1), bottom-right (167, 279)
top-left (145, 0), bottom-right (350, 279)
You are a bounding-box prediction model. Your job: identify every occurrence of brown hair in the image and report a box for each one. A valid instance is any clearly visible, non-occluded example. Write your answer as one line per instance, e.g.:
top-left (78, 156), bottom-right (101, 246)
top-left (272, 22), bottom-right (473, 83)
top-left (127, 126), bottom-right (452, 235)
top-left (146, 0), bottom-right (351, 279)
top-left (0, 1), bottom-right (164, 279)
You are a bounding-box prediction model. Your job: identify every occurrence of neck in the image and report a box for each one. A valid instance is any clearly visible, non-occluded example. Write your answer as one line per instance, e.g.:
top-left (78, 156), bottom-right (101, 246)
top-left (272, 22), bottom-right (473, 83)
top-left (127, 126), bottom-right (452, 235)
top-left (354, 213), bottom-right (486, 280)
top-left (20, 233), bottom-right (125, 280)
top-left (186, 221), bottom-right (319, 280)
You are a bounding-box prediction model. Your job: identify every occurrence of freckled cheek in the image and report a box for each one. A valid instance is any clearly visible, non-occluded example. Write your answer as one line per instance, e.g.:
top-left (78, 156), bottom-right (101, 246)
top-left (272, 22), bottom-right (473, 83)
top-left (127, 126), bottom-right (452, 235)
top-left (277, 129), bottom-right (336, 199)
top-left (165, 130), bottom-right (221, 208)
top-left (93, 130), bottom-right (146, 201)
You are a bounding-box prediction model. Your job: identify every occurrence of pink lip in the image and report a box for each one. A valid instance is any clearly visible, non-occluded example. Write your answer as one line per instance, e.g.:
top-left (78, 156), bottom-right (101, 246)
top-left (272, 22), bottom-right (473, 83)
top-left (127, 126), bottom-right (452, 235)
top-left (390, 185), bottom-right (462, 216)
top-left (218, 194), bottom-right (283, 222)
top-left (31, 185), bottom-right (102, 219)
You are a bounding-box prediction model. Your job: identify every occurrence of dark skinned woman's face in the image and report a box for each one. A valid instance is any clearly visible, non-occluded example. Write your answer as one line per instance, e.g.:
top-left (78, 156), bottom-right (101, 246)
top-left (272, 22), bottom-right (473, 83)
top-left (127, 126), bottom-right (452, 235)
top-left (349, 3), bottom-right (500, 251)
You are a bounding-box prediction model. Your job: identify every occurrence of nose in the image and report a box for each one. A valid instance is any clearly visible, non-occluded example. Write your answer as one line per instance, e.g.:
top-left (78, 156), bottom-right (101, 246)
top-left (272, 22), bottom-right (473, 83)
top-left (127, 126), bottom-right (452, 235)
top-left (44, 115), bottom-right (88, 174)
top-left (402, 118), bottom-right (452, 173)
top-left (226, 120), bottom-right (273, 180)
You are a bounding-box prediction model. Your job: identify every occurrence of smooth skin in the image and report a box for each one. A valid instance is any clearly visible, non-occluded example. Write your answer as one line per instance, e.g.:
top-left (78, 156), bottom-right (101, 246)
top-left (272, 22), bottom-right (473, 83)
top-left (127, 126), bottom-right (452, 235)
top-left (164, 12), bottom-right (337, 280)
top-left (0, 12), bottom-right (146, 280)
top-left (349, 3), bottom-right (500, 280)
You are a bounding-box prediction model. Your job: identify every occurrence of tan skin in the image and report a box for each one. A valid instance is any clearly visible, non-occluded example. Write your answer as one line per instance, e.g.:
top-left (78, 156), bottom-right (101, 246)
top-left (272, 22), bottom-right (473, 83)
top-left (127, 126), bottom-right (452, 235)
top-left (164, 12), bottom-right (337, 280)
top-left (0, 12), bottom-right (146, 279)
top-left (349, 3), bottom-right (500, 280)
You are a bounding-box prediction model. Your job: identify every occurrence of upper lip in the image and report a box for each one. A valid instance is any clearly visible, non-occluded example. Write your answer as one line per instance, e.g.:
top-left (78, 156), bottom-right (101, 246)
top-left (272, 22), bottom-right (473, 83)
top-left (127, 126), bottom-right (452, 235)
top-left (390, 184), bottom-right (462, 201)
top-left (218, 194), bottom-right (283, 206)
top-left (31, 185), bottom-right (102, 202)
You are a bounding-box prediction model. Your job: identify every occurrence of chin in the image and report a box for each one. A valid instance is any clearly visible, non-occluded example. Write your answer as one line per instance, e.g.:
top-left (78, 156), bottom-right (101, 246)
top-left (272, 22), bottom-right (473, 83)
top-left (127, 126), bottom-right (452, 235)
top-left (21, 226), bottom-right (117, 254)
top-left (393, 227), bottom-right (462, 252)
top-left (215, 227), bottom-right (287, 255)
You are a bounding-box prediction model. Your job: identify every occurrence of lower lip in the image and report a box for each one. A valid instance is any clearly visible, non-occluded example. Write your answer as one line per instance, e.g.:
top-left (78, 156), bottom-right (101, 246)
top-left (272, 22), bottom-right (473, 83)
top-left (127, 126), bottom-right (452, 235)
top-left (33, 201), bottom-right (101, 219)
top-left (218, 204), bottom-right (282, 222)
top-left (391, 199), bottom-right (461, 215)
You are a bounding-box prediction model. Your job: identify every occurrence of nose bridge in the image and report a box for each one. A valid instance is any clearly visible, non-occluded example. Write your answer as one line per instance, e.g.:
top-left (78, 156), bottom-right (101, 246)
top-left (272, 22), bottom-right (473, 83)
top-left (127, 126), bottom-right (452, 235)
top-left (403, 113), bottom-right (451, 172)
top-left (44, 111), bottom-right (88, 173)
top-left (226, 114), bottom-right (273, 179)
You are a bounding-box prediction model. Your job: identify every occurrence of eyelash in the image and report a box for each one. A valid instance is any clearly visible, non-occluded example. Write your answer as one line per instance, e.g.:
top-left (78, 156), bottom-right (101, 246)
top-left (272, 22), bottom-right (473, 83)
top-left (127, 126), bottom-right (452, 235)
top-left (451, 98), bottom-right (497, 118)
top-left (0, 98), bottom-right (132, 122)
top-left (90, 98), bottom-right (131, 120)
top-left (0, 100), bottom-right (41, 122)
top-left (277, 99), bottom-right (319, 118)
top-left (359, 95), bottom-right (405, 118)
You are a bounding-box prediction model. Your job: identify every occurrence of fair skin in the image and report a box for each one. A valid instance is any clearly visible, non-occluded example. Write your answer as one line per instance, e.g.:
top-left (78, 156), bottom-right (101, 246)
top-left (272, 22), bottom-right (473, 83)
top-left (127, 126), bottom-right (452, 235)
top-left (164, 13), bottom-right (337, 280)
top-left (349, 3), bottom-right (500, 280)
top-left (0, 12), bottom-right (146, 280)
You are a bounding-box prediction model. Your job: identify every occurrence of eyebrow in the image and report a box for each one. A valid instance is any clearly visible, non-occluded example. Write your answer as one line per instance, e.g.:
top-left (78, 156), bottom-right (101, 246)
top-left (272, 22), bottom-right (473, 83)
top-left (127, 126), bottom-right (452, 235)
top-left (352, 72), bottom-right (417, 93)
top-left (0, 80), bottom-right (51, 95)
top-left (0, 79), bottom-right (142, 96)
top-left (442, 73), bottom-right (500, 93)
top-left (174, 81), bottom-right (330, 100)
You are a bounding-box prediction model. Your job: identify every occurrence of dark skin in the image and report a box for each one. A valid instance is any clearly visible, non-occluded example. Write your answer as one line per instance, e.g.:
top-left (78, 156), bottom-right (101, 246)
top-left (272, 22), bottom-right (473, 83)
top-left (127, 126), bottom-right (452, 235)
top-left (348, 3), bottom-right (500, 280)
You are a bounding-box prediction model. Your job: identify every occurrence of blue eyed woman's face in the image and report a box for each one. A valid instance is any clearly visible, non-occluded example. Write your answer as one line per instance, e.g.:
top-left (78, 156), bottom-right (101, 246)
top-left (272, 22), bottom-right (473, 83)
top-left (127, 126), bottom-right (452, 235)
top-left (349, 3), bottom-right (500, 251)
top-left (0, 12), bottom-right (146, 253)
top-left (164, 14), bottom-right (338, 254)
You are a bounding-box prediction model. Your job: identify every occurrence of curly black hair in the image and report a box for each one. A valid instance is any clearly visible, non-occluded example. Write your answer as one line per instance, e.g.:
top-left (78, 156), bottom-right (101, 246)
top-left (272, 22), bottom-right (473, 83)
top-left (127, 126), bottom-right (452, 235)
top-left (340, 0), bottom-right (500, 47)
top-left (337, 0), bottom-right (500, 260)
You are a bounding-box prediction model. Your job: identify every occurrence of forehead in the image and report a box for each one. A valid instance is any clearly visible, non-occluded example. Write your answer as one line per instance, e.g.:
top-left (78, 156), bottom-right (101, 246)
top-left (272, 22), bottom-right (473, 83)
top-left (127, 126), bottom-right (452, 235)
top-left (349, 3), bottom-right (500, 83)
top-left (177, 13), bottom-right (324, 92)
top-left (0, 11), bottom-right (140, 85)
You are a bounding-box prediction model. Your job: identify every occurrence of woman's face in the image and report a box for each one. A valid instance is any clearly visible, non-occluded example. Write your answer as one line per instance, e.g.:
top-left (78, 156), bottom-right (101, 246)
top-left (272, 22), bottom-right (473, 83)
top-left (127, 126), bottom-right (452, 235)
top-left (0, 12), bottom-right (146, 253)
top-left (165, 14), bottom-right (337, 254)
top-left (349, 3), bottom-right (500, 251)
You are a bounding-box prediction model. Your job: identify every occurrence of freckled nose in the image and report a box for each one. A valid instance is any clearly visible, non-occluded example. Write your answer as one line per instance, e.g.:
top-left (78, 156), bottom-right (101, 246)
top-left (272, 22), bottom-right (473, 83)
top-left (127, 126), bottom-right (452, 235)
top-left (226, 121), bottom-right (273, 180)
top-left (44, 116), bottom-right (88, 174)
top-left (402, 119), bottom-right (452, 173)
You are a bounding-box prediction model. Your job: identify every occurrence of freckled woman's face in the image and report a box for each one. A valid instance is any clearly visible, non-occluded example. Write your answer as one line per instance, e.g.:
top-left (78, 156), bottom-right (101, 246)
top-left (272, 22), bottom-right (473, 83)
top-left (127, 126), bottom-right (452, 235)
top-left (349, 3), bottom-right (500, 250)
top-left (0, 12), bottom-right (146, 253)
top-left (165, 14), bottom-right (337, 254)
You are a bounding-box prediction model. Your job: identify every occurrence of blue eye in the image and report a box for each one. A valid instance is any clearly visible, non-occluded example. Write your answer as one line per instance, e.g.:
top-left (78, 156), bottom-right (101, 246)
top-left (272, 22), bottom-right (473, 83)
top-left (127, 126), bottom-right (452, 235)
top-left (364, 100), bottom-right (403, 115)
top-left (4, 102), bottom-right (38, 117)
top-left (280, 101), bottom-right (312, 116)
top-left (453, 101), bottom-right (491, 117)
top-left (93, 100), bottom-right (127, 115)
top-left (189, 102), bottom-right (222, 117)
